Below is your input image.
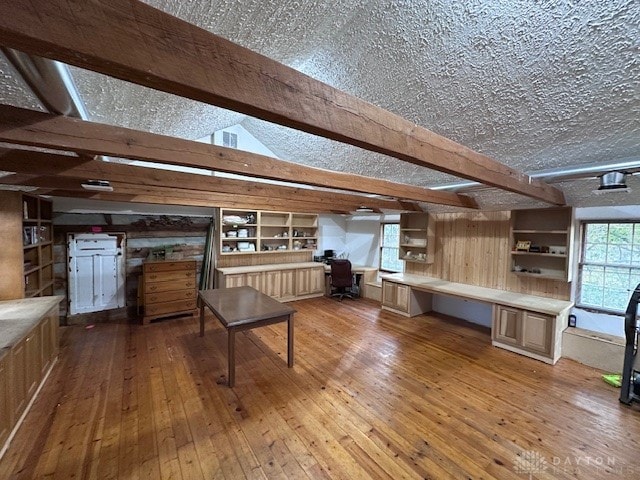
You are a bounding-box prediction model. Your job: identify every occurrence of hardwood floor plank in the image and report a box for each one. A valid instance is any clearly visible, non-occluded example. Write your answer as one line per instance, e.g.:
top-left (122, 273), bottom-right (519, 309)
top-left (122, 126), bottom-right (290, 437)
top-left (2, 297), bottom-right (640, 479)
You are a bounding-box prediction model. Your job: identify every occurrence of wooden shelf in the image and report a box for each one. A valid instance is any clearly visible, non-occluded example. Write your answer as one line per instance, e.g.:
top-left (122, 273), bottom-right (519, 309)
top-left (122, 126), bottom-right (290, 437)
top-left (399, 212), bottom-right (435, 264)
top-left (511, 271), bottom-right (566, 281)
top-left (219, 209), bottom-right (318, 256)
top-left (509, 207), bottom-right (574, 282)
top-left (512, 229), bottom-right (567, 234)
top-left (1, 192), bottom-right (54, 300)
top-left (511, 252), bottom-right (567, 258)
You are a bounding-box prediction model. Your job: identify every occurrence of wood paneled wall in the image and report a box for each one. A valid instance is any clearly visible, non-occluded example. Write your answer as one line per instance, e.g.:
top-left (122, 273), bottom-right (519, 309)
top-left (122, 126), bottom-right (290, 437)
top-left (405, 211), bottom-right (570, 300)
top-left (216, 250), bottom-right (313, 268)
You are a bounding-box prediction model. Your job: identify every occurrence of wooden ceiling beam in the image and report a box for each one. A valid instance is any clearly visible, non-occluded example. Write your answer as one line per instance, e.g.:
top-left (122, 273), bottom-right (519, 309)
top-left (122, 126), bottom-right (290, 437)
top-left (23, 185), bottom-right (350, 214)
top-left (0, 172), bottom-right (366, 213)
top-left (0, 1), bottom-right (564, 204)
top-left (0, 105), bottom-right (477, 209)
top-left (0, 148), bottom-right (420, 212)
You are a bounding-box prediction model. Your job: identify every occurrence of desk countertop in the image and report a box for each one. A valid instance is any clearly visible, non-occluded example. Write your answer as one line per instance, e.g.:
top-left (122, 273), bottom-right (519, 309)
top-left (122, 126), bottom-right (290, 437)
top-left (0, 296), bottom-right (63, 351)
top-left (381, 273), bottom-right (573, 316)
top-left (216, 262), bottom-right (323, 275)
top-left (324, 264), bottom-right (379, 273)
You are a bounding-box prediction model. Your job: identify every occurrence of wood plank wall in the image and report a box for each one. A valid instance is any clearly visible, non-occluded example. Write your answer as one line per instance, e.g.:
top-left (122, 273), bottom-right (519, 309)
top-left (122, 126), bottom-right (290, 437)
top-left (216, 250), bottom-right (312, 268)
top-left (405, 211), bottom-right (571, 300)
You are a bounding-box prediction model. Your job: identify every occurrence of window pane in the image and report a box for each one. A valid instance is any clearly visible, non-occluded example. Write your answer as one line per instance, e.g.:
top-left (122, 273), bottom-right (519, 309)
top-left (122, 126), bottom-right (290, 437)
top-left (382, 224), bottom-right (399, 246)
top-left (632, 244), bottom-right (640, 267)
top-left (584, 243), bottom-right (607, 263)
top-left (606, 243), bottom-right (632, 265)
top-left (608, 224), bottom-right (633, 244)
top-left (579, 222), bottom-right (640, 313)
top-left (603, 266), bottom-right (629, 289)
top-left (585, 223), bottom-right (608, 244)
top-left (582, 264), bottom-right (604, 286)
top-left (602, 288), bottom-right (630, 311)
top-left (580, 284), bottom-right (604, 307)
top-left (380, 223), bottom-right (403, 272)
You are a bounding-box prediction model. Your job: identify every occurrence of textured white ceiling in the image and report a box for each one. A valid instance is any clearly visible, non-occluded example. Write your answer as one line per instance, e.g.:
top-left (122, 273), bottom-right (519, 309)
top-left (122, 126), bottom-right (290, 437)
top-left (1, 0), bottom-right (639, 211)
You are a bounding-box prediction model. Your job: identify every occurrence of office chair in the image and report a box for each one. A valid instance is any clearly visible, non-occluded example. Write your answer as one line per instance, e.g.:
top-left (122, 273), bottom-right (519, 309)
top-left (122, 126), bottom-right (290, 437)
top-left (330, 259), bottom-right (355, 301)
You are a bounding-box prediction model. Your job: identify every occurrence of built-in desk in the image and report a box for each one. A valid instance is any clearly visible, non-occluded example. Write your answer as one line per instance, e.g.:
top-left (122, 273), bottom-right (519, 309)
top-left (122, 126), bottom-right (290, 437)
top-left (0, 296), bottom-right (62, 457)
top-left (323, 264), bottom-right (378, 297)
top-left (380, 273), bottom-right (573, 364)
top-left (216, 263), bottom-right (325, 302)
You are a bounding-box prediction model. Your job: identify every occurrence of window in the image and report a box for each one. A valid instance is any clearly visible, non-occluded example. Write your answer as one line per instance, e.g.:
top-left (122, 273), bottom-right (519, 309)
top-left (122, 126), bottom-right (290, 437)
top-left (578, 222), bottom-right (640, 313)
top-left (222, 131), bottom-right (238, 148)
top-left (380, 223), bottom-right (404, 272)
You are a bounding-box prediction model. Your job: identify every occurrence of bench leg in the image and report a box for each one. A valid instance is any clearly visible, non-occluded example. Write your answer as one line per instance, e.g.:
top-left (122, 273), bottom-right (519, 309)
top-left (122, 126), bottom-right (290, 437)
top-left (228, 328), bottom-right (236, 387)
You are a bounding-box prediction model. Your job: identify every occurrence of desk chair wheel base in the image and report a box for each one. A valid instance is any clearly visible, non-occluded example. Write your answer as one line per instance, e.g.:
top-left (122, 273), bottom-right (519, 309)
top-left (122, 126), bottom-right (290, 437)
top-left (331, 291), bottom-right (354, 302)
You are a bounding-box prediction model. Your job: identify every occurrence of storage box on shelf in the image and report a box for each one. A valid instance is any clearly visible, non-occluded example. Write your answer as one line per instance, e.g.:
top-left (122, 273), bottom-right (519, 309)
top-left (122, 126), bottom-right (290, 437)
top-left (399, 212), bottom-right (435, 264)
top-left (509, 207), bottom-right (574, 281)
top-left (0, 192), bottom-right (55, 301)
top-left (219, 209), bottom-right (318, 256)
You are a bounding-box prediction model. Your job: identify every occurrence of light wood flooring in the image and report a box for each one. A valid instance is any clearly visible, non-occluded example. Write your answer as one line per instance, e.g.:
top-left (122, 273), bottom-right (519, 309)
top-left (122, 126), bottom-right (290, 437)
top-left (2, 297), bottom-right (640, 479)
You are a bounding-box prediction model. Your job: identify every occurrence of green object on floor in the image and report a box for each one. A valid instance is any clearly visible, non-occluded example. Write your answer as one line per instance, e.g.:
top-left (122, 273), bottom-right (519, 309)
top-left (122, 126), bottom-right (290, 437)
top-left (602, 373), bottom-right (622, 388)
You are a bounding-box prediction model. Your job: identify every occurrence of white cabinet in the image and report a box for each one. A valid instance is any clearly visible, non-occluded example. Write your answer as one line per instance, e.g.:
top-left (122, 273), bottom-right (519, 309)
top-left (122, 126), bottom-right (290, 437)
top-left (492, 305), bottom-right (559, 362)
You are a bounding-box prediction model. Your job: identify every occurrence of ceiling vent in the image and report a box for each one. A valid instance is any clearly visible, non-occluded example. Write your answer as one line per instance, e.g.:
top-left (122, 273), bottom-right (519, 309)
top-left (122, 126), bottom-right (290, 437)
top-left (598, 171), bottom-right (628, 191)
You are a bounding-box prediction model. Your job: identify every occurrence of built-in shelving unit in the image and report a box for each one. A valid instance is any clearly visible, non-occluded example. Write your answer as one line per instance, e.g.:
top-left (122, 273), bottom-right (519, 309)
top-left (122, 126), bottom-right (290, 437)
top-left (399, 212), bottom-right (435, 264)
top-left (509, 207), bottom-right (574, 281)
top-left (219, 209), bottom-right (318, 256)
top-left (0, 192), bottom-right (55, 300)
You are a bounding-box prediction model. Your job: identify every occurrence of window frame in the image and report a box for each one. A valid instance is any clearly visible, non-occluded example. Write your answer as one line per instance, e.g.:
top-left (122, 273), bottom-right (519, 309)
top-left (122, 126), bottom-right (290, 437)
top-left (577, 220), bottom-right (640, 315)
top-left (379, 222), bottom-right (404, 273)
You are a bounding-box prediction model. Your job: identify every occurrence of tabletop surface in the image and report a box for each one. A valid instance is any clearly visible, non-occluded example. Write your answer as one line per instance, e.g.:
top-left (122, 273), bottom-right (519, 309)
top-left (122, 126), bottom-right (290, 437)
top-left (199, 286), bottom-right (295, 328)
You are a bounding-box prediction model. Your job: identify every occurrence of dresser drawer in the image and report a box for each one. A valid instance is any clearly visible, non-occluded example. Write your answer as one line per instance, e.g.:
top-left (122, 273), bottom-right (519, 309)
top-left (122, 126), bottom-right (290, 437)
top-left (144, 299), bottom-right (197, 317)
top-left (145, 289), bottom-right (196, 305)
top-left (143, 260), bottom-right (196, 273)
top-left (144, 278), bottom-right (197, 294)
top-left (144, 270), bottom-right (195, 284)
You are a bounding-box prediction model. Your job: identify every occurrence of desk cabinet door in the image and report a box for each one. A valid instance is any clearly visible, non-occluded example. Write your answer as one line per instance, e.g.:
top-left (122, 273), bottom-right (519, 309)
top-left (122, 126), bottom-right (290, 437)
top-left (296, 268), bottom-right (322, 296)
top-left (382, 281), bottom-right (409, 313)
top-left (245, 272), bottom-right (262, 290)
top-left (310, 268), bottom-right (325, 294)
top-left (494, 305), bottom-right (521, 346)
top-left (0, 354), bottom-right (10, 447)
top-left (382, 281), bottom-right (396, 308)
top-left (225, 274), bottom-right (246, 288)
top-left (395, 285), bottom-right (409, 312)
top-left (11, 338), bottom-right (27, 421)
top-left (281, 270), bottom-right (295, 298)
top-left (522, 311), bottom-right (552, 355)
top-left (262, 271), bottom-right (282, 298)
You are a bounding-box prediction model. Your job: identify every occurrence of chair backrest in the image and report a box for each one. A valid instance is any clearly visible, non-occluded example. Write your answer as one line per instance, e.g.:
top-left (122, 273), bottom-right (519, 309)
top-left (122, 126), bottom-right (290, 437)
top-left (330, 259), bottom-right (353, 287)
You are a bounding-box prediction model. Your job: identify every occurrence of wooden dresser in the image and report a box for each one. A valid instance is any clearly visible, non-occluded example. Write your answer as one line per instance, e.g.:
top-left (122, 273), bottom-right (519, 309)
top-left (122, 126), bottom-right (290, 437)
top-left (142, 260), bottom-right (197, 324)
